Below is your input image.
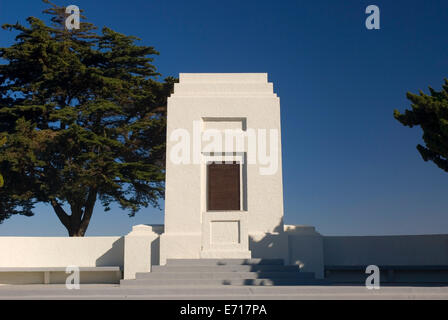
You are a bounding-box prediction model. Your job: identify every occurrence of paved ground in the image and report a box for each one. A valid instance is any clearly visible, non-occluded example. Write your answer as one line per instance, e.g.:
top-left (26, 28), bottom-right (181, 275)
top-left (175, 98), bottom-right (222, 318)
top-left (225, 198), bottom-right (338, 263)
top-left (1, 284), bottom-right (448, 299)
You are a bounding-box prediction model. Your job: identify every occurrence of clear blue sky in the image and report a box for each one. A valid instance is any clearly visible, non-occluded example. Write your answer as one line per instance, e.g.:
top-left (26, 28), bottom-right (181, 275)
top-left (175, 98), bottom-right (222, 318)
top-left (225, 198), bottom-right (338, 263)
top-left (1, 0), bottom-right (448, 236)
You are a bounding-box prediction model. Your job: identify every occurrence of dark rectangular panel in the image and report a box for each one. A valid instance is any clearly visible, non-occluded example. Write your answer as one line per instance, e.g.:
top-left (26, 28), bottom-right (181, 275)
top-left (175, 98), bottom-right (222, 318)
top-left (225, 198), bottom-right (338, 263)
top-left (207, 162), bottom-right (240, 211)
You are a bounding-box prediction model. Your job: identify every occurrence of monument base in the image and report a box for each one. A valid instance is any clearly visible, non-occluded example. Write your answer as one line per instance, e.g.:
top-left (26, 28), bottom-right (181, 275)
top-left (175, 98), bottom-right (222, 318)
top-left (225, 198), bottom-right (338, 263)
top-left (200, 250), bottom-right (251, 259)
top-left (160, 232), bottom-right (252, 264)
top-left (159, 233), bottom-right (202, 265)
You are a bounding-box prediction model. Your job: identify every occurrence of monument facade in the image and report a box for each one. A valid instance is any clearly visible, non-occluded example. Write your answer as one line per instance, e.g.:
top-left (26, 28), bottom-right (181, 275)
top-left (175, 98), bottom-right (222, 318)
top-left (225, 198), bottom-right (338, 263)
top-left (160, 73), bottom-right (285, 263)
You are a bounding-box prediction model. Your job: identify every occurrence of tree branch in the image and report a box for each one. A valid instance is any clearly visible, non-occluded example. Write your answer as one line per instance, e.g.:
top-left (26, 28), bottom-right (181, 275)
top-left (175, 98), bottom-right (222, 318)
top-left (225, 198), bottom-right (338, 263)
top-left (50, 199), bottom-right (70, 230)
top-left (79, 187), bottom-right (97, 235)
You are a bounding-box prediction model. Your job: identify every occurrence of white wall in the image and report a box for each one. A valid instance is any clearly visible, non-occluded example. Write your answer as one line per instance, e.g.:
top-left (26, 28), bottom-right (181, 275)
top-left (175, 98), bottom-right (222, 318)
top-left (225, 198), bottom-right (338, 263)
top-left (323, 234), bottom-right (448, 266)
top-left (2, 231), bottom-right (448, 283)
top-left (283, 228), bottom-right (448, 279)
top-left (0, 237), bottom-right (124, 268)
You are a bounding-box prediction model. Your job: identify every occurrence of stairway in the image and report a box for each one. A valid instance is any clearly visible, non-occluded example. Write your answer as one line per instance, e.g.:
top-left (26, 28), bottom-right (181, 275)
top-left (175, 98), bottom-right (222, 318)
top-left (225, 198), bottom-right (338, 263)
top-left (120, 259), bottom-right (327, 286)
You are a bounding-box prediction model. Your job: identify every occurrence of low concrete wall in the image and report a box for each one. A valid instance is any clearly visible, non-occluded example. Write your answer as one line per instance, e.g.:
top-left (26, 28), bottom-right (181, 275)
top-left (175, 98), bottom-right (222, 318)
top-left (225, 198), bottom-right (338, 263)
top-left (0, 225), bottom-right (165, 284)
top-left (323, 234), bottom-right (448, 266)
top-left (284, 228), bottom-right (448, 281)
top-left (0, 237), bottom-right (124, 268)
top-left (0, 236), bottom-right (125, 284)
top-left (2, 228), bottom-right (448, 284)
top-left (322, 234), bottom-right (448, 283)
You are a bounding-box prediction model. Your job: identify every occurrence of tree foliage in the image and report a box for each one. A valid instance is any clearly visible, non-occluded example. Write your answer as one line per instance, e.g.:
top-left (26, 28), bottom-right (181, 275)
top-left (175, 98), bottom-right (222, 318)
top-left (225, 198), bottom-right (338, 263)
top-left (394, 79), bottom-right (448, 173)
top-left (0, 136), bottom-right (4, 187)
top-left (0, 1), bottom-right (175, 236)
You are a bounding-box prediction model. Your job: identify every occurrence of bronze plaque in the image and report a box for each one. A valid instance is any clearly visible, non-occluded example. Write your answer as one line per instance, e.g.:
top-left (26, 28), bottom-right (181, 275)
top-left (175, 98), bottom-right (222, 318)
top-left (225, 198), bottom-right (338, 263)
top-left (207, 162), bottom-right (240, 211)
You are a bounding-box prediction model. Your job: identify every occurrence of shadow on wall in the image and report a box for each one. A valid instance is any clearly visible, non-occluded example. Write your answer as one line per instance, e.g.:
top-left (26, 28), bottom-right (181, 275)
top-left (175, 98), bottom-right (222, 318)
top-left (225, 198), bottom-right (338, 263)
top-left (151, 237), bottom-right (160, 266)
top-left (323, 234), bottom-right (448, 284)
top-left (249, 218), bottom-right (286, 261)
top-left (145, 218), bottom-right (325, 285)
top-left (204, 218), bottom-right (326, 285)
top-left (247, 217), bottom-right (326, 283)
top-left (148, 219), bottom-right (448, 284)
top-left (96, 237), bottom-right (124, 268)
top-left (150, 225), bottom-right (164, 267)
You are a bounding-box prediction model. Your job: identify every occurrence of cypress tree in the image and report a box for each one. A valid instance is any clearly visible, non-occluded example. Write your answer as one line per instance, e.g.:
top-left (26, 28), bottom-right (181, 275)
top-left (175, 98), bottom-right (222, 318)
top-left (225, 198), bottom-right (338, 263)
top-left (0, 1), bottom-right (175, 236)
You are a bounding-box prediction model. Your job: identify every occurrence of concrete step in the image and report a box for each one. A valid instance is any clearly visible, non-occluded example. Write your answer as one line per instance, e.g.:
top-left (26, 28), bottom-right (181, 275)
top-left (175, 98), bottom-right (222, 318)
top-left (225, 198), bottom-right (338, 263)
top-left (120, 278), bottom-right (327, 286)
top-left (151, 265), bottom-right (301, 273)
top-left (135, 271), bottom-right (315, 280)
top-left (166, 259), bottom-right (284, 266)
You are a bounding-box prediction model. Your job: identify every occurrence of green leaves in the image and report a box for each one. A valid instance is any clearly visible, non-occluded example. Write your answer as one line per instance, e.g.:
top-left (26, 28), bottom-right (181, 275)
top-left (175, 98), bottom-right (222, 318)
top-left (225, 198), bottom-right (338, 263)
top-left (394, 79), bottom-right (448, 173)
top-left (0, 1), bottom-right (175, 234)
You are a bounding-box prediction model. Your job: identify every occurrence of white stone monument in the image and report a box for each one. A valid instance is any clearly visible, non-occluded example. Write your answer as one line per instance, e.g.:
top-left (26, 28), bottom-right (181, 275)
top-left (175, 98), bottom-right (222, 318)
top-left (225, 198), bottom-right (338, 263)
top-left (160, 73), bottom-right (286, 264)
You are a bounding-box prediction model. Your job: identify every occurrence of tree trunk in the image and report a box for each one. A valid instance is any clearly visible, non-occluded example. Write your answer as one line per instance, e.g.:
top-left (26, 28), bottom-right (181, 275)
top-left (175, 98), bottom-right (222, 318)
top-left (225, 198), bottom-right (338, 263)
top-left (68, 226), bottom-right (87, 237)
top-left (51, 188), bottom-right (97, 237)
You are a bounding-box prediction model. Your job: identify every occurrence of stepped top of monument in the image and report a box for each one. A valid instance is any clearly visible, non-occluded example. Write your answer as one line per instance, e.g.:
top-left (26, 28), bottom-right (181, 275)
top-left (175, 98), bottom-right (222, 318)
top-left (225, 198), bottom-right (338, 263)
top-left (179, 73), bottom-right (268, 83)
top-left (172, 73), bottom-right (276, 97)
